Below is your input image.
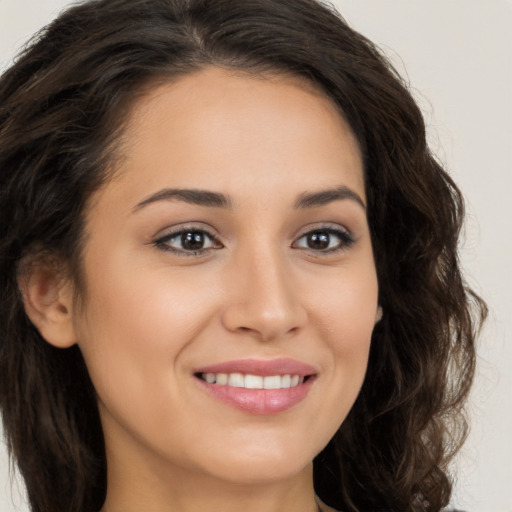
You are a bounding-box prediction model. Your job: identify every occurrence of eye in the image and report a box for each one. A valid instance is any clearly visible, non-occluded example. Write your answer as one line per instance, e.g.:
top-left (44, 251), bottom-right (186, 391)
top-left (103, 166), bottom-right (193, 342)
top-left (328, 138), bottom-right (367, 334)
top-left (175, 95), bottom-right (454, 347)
top-left (293, 227), bottom-right (354, 253)
top-left (154, 228), bottom-right (221, 255)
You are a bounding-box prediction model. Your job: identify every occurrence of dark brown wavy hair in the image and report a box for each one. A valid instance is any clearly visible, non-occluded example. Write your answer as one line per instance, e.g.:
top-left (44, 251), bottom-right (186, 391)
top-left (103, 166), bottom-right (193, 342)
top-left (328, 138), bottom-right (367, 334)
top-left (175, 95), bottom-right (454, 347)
top-left (0, 1), bottom-right (487, 511)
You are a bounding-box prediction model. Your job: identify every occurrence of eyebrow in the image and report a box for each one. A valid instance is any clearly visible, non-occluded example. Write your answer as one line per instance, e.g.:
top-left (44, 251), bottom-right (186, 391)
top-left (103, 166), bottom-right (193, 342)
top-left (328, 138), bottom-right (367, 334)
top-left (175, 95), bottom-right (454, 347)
top-left (132, 185), bottom-right (366, 212)
top-left (294, 186), bottom-right (366, 210)
top-left (133, 188), bottom-right (232, 212)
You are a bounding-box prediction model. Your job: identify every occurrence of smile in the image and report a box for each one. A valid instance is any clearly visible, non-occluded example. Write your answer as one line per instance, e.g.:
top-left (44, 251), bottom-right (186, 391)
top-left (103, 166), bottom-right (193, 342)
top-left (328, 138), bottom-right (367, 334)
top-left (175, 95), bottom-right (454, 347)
top-left (194, 359), bottom-right (317, 414)
top-left (199, 373), bottom-right (305, 389)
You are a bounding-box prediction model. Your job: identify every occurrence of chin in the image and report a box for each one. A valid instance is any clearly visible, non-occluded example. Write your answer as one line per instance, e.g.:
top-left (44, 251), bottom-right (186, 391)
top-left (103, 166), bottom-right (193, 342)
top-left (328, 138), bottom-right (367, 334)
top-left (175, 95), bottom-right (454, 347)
top-left (205, 456), bottom-right (312, 486)
top-left (190, 433), bottom-right (320, 485)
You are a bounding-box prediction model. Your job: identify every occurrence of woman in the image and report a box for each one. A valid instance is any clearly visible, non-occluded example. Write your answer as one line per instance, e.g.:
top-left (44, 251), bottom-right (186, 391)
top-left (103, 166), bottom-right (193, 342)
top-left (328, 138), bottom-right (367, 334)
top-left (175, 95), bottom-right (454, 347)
top-left (0, 1), bottom-right (487, 511)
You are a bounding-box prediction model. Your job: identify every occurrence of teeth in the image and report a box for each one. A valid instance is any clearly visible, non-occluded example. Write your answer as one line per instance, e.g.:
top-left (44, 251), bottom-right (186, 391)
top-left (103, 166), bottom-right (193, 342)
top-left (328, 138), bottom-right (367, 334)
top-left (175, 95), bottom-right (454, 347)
top-left (216, 373), bottom-right (228, 385)
top-left (201, 372), bottom-right (305, 389)
top-left (228, 373), bottom-right (244, 387)
top-left (263, 375), bottom-right (281, 389)
top-left (244, 374), bottom-right (263, 389)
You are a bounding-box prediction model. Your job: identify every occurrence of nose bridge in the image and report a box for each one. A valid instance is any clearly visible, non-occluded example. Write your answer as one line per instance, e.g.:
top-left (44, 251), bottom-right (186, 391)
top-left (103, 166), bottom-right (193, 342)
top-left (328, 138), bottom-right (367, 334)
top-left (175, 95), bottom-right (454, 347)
top-left (221, 240), bottom-right (306, 341)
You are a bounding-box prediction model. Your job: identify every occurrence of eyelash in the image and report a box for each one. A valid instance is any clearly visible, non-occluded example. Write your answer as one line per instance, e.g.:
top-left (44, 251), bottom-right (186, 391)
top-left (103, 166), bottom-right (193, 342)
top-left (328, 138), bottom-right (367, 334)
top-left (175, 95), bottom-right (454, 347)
top-left (153, 225), bottom-right (355, 257)
top-left (292, 226), bottom-right (355, 254)
top-left (153, 226), bottom-right (222, 256)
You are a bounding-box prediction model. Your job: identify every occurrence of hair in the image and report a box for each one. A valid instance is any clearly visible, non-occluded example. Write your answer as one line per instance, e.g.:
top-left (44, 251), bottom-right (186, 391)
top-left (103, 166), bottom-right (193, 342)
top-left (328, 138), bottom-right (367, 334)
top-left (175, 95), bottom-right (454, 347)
top-left (0, 1), bottom-right (487, 511)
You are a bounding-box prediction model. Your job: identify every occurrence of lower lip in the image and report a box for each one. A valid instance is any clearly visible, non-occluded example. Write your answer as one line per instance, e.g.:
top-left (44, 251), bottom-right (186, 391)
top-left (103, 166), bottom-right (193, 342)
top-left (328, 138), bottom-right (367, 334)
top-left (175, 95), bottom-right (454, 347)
top-left (196, 377), bottom-right (315, 415)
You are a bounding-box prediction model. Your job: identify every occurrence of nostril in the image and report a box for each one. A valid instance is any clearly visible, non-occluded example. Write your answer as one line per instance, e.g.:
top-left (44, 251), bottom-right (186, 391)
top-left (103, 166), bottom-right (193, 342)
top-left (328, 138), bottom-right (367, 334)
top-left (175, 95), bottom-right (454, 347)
top-left (221, 292), bottom-right (307, 341)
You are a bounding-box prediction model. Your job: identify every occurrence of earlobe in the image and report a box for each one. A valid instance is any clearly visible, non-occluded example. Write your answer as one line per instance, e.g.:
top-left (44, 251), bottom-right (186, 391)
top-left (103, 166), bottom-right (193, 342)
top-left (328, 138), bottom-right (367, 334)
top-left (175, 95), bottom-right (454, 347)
top-left (18, 261), bottom-right (77, 348)
top-left (375, 305), bottom-right (383, 323)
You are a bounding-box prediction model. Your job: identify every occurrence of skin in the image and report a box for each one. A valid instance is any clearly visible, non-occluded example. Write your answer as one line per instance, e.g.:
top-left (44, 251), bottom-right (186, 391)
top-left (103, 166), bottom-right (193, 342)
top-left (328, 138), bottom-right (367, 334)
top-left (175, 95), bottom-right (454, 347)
top-left (25, 67), bottom-right (380, 512)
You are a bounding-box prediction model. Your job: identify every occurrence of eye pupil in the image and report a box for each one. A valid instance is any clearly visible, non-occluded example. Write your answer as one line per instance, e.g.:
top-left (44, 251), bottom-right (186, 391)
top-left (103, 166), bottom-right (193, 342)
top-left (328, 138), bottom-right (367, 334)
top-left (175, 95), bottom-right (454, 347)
top-left (307, 232), bottom-right (330, 250)
top-left (182, 231), bottom-right (205, 250)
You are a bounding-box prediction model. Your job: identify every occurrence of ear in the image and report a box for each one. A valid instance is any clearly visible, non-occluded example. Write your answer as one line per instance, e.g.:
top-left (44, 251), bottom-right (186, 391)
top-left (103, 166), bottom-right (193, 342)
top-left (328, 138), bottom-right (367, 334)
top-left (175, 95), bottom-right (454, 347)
top-left (18, 259), bottom-right (77, 348)
top-left (375, 305), bottom-right (383, 324)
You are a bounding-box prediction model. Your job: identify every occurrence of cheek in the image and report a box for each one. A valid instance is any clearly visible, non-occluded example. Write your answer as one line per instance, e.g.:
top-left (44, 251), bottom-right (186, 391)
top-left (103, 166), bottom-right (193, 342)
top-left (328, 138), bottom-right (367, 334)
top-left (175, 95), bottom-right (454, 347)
top-left (309, 265), bottom-right (378, 343)
top-left (74, 257), bottom-right (222, 389)
top-left (306, 264), bottom-right (378, 390)
top-left (292, 269), bottom-right (377, 449)
top-left (73, 267), bottom-right (205, 449)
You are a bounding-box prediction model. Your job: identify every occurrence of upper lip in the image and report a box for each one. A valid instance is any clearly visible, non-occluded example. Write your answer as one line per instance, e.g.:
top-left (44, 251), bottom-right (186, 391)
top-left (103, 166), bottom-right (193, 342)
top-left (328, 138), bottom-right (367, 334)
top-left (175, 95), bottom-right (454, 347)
top-left (194, 358), bottom-right (317, 377)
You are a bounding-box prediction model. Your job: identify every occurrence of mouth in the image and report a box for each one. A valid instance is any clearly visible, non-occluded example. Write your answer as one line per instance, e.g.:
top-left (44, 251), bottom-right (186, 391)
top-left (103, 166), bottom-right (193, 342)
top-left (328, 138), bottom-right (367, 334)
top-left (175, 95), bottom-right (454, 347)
top-left (193, 358), bottom-right (317, 414)
top-left (195, 372), bottom-right (311, 389)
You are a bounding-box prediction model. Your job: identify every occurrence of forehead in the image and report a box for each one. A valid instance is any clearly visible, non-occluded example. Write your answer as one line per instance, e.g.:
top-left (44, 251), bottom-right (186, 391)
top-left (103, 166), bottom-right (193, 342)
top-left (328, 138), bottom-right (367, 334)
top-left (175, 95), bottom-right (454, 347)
top-left (94, 67), bottom-right (364, 212)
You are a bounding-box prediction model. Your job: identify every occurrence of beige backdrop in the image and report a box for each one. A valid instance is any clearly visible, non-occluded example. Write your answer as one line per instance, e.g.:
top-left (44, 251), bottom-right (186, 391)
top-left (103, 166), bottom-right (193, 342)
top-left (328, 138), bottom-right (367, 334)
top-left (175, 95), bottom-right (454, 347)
top-left (1, 1), bottom-right (511, 511)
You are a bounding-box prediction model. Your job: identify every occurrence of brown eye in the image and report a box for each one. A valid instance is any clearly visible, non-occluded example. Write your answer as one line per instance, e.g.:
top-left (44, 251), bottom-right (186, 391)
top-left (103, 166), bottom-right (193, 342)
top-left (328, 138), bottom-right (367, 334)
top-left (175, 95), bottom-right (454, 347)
top-left (306, 232), bottom-right (330, 250)
top-left (155, 228), bottom-right (220, 254)
top-left (181, 231), bottom-right (208, 251)
top-left (293, 228), bottom-right (354, 253)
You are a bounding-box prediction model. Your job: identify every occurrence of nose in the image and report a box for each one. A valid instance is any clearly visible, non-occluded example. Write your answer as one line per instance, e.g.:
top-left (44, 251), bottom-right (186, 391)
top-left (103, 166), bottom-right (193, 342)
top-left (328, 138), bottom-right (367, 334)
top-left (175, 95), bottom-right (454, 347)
top-left (221, 248), bottom-right (308, 342)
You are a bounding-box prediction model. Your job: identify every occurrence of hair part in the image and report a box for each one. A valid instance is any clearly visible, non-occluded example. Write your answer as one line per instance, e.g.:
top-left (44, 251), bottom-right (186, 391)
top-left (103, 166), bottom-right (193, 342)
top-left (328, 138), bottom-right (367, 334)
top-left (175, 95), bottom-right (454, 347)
top-left (0, 1), bottom-right (487, 511)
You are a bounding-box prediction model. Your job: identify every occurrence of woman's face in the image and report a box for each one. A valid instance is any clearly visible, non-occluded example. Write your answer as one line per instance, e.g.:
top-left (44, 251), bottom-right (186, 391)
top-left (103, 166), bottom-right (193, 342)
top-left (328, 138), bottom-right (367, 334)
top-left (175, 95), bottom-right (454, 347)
top-left (73, 67), bottom-right (380, 487)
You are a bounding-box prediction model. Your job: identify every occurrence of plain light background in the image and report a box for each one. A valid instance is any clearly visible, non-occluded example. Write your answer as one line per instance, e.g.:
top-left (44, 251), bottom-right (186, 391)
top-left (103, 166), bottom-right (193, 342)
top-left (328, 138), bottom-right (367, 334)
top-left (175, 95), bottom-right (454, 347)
top-left (1, 1), bottom-right (511, 511)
